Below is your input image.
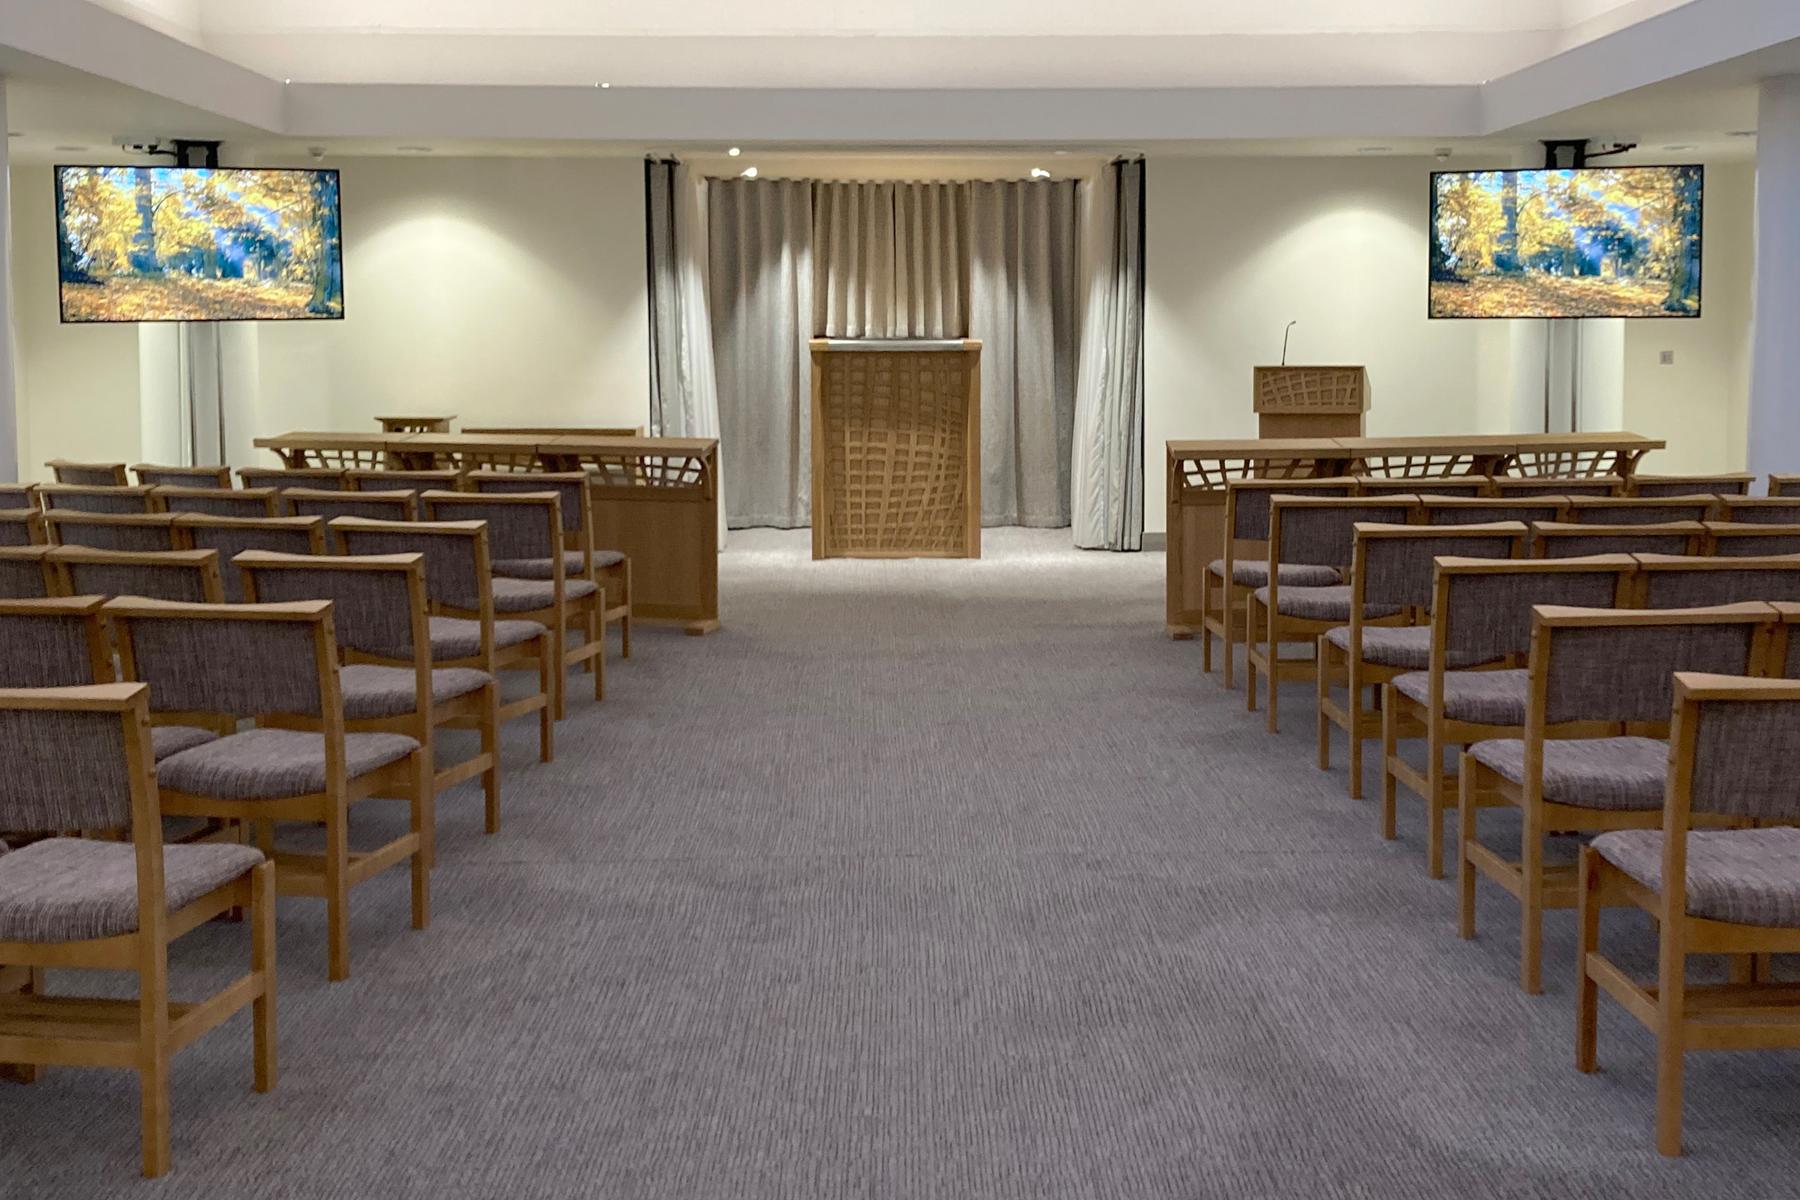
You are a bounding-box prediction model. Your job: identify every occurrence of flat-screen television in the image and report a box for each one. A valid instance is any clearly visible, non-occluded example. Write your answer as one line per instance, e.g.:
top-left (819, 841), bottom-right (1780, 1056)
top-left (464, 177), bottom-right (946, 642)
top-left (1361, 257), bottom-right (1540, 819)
top-left (1429, 165), bottom-right (1702, 319)
top-left (55, 166), bottom-right (344, 323)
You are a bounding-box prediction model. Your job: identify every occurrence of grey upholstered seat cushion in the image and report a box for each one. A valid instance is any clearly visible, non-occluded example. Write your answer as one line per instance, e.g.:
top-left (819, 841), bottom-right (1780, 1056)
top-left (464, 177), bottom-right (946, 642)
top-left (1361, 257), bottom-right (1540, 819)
top-left (426, 616), bottom-right (544, 660)
top-left (339, 664), bottom-right (493, 719)
top-left (156, 728), bottom-right (418, 800)
top-left (1469, 736), bottom-right (1667, 810)
top-left (0, 837), bottom-right (263, 942)
top-left (1323, 625), bottom-right (1499, 671)
top-left (150, 724), bottom-right (218, 762)
top-left (490, 576), bottom-right (600, 612)
top-left (1393, 668), bottom-right (1530, 726)
top-left (1594, 827), bottom-right (1800, 927)
top-left (1252, 584), bottom-right (1402, 623)
top-left (1207, 559), bottom-right (1340, 588)
top-left (492, 549), bottom-right (625, 579)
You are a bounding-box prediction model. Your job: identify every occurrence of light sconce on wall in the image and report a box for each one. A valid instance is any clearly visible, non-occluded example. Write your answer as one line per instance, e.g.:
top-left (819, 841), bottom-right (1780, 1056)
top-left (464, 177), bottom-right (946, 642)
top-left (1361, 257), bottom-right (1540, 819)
top-left (740, 166), bottom-right (759, 179)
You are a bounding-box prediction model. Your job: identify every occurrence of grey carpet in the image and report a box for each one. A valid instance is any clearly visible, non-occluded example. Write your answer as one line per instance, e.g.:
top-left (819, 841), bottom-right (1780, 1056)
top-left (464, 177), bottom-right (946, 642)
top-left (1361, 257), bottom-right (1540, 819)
top-left (6, 527), bottom-right (1800, 1197)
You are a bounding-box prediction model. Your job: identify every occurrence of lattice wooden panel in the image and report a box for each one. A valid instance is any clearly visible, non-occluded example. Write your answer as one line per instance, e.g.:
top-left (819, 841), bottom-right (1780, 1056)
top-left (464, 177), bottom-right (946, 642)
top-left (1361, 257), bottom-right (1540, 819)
top-left (1253, 367), bottom-right (1367, 414)
top-left (1354, 454), bottom-right (1487, 479)
top-left (577, 452), bottom-right (712, 495)
top-left (1506, 449), bottom-right (1620, 478)
top-left (296, 447), bottom-right (391, 470)
top-left (819, 350), bottom-right (974, 556)
top-left (1175, 456), bottom-right (1325, 493)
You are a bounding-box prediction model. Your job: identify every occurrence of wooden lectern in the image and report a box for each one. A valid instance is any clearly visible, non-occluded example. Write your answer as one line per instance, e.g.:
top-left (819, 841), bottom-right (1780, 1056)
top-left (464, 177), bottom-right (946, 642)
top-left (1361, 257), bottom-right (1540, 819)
top-left (810, 338), bottom-right (982, 560)
top-left (1253, 367), bottom-right (1369, 438)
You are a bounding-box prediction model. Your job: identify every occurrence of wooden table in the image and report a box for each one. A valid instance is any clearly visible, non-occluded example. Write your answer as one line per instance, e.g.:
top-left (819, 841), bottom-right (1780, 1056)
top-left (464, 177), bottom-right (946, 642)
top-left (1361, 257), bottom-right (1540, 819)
top-left (1163, 431), bottom-right (1664, 638)
top-left (253, 430), bottom-right (722, 635)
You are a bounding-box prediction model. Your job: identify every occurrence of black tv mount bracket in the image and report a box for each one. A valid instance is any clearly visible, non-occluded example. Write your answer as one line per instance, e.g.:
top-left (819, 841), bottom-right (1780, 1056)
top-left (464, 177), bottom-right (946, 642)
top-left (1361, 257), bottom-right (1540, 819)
top-left (1541, 139), bottom-right (1638, 169)
top-left (130, 139), bottom-right (222, 168)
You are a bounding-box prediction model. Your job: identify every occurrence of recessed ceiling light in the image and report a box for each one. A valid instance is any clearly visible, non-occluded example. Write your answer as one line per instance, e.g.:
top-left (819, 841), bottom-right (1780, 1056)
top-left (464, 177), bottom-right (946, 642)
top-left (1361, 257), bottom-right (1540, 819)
top-left (1052, 149), bottom-right (1069, 156)
top-left (1664, 143), bottom-right (1697, 152)
top-left (284, 78), bottom-right (293, 85)
top-left (1357, 146), bottom-right (1393, 154)
top-left (1727, 130), bottom-right (1757, 138)
top-left (727, 147), bottom-right (742, 157)
top-left (397, 145), bottom-right (433, 154)
top-left (1029, 167), bottom-right (1051, 179)
top-left (54, 145), bottom-right (88, 153)
top-left (739, 166), bottom-right (758, 179)
top-left (597, 82), bottom-right (610, 89)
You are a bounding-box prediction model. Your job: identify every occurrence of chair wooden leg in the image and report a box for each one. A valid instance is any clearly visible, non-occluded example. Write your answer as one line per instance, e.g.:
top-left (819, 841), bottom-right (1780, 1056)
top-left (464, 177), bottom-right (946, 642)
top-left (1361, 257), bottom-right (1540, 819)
top-left (1655, 928), bottom-right (1688, 1156)
top-left (1458, 758), bottom-right (1478, 940)
top-left (1380, 690), bottom-right (1399, 841)
top-left (1347, 670), bottom-right (1366, 801)
top-left (417, 724), bottom-right (437, 870)
top-left (2, 968), bottom-right (46, 1084)
top-left (482, 687), bottom-right (501, 835)
top-left (409, 751), bottom-right (430, 932)
top-left (1201, 578), bottom-right (1215, 675)
top-left (1222, 583), bottom-right (1236, 689)
top-left (536, 639), bottom-right (556, 762)
top-left (1315, 638), bottom-right (1332, 771)
top-left (1520, 798), bottom-right (1544, 995)
top-left (1265, 624), bottom-right (1282, 735)
top-left (1575, 848), bottom-right (1602, 1073)
top-left (1425, 730), bottom-right (1448, 880)
top-left (250, 862), bottom-right (277, 1094)
top-left (325, 801), bottom-right (351, 983)
top-left (619, 564), bottom-right (633, 659)
top-left (1243, 596), bottom-right (1259, 710)
top-left (551, 622), bottom-right (568, 720)
top-left (591, 612), bottom-right (606, 702)
top-left (136, 942), bottom-right (172, 1177)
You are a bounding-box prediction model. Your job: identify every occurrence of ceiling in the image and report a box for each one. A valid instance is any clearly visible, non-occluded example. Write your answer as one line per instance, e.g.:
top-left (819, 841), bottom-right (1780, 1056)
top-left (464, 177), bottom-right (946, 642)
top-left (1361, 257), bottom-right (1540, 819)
top-left (88, 0), bottom-right (1698, 89)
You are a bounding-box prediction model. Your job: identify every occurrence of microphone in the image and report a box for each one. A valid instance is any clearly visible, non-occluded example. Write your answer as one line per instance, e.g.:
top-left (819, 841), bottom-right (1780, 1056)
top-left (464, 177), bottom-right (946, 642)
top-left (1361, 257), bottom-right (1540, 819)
top-left (1281, 320), bottom-right (1298, 366)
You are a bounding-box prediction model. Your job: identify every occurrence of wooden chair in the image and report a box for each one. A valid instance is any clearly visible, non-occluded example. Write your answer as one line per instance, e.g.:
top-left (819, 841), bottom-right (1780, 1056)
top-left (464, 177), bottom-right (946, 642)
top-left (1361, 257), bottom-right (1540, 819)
top-left (1245, 495), bottom-right (1419, 733)
top-left (1768, 474), bottom-right (1800, 498)
top-left (1564, 496), bottom-right (1719, 525)
top-left (1416, 495), bottom-right (1568, 527)
top-left (284, 487), bottom-right (417, 523)
top-left (1356, 476), bottom-right (1487, 498)
top-left (0, 483), bottom-right (38, 509)
top-left (1716, 496), bottom-right (1800, 525)
top-left (1530, 521), bottom-right (1707, 559)
top-left (43, 512), bottom-right (179, 553)
top-left (1702, 522), bottom-right (1800, 558)
top-left (107, 597), bottom-right (428, 982)
top-left (1576, 670), bottom-right (1800, 1154)
top-left (469, 470), bottom-right (633, 659)
top-left (46, 459), bottom-right (129, 486)
top-left (1631, 554), bottom-right (1800, 607)
top-left (1378, 556), bottom-right (1638, 878)
top-left (421, 490), bottom-right (607, 717)
top-left (331, 517), bottom-right (555, 762)
top-left (0, 681), bottom-right (274, 1176)
top-left (345, 469), bottom-right (462, 499)
top-left (0, 508), bottom-right (43, 548)
top-left (171, 515), bottom-right (327, 603)
top-left (1316, 522), bottom-right (1526, 799)
top-left (1628, 472), bottom-right (1754, 498)
top-left (132, 464), bottom-right (231, 488)
top-left (37, 484), bottom-right (161, 515)
top-left (239, 551), bottom-right (501, 848)
top-left (238, 467), bottom-right (348, 492)
top-left (1459, 603), bottom-right (1774, 993)
top-left (1202, 477), bottom-right (1356, 687)
top-left (0, 546), bottom-right (56, 599)
top-left (48, 547), bottom-right (226, 605)
top-left (1491, 475), bottom-right (1622, 498)
top-left (152, 486), bottom-right (280, 519)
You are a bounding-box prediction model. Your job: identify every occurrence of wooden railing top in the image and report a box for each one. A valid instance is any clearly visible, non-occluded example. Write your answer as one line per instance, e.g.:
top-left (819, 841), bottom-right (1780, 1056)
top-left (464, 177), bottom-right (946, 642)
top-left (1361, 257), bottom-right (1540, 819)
top-left (253, 431), bottom-right (719, 458)
top-left (1166, 431), bottom-right (1665, 460)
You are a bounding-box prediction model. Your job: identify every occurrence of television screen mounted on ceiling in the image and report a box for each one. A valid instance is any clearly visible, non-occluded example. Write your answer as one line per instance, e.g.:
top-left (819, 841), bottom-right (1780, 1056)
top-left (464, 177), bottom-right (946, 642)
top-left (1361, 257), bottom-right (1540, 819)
top-left (55, 165), bottom-right (344, 323)
top-left (1429, 165), bottom-right (1702, 319)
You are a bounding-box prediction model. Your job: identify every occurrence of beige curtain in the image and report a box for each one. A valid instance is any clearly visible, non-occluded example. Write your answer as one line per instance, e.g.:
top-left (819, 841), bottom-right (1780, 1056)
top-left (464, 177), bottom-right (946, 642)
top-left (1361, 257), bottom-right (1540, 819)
top-left (1071, 160), bottom-right (1146, 550)
top-left (813, 182), bottom-right (894, 338)
top-left (894, 182), bottom-right (967, 338)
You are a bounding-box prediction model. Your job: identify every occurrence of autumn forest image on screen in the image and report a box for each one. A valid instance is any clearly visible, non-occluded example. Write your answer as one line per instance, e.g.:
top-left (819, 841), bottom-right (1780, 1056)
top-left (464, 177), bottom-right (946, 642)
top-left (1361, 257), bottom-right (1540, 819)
top-left (1429, 166), bottom-right (1702, 319)
top-left (56, 167), bottom-right (344, 323)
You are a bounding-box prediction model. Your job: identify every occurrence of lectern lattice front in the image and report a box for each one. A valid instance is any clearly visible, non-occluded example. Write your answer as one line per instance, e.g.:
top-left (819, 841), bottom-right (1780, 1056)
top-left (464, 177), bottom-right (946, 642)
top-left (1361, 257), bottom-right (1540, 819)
top-left (809, 339), bottom-right (982, 560)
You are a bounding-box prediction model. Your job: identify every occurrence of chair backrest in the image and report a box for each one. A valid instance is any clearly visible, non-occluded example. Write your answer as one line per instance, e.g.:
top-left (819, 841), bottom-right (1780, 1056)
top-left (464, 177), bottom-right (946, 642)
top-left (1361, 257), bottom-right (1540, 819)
top-left (1718, 498), bottom-right (1800, 525)
top-left (1417, 496), bottom-right (1567, 527)
top-left (1434, 555), bottom-right (1636, 663)
top-left (0, 509), bottom-right (42, 548)
top-left (0, 682), bottom-right (156, 837)
top-left (1770, 474), bottom-right (1800, 499)
top-left (1223, 477), bottom-right (1355, 541)
top-left (133, 463), bottom-right (231, 488)
top-left (1492, 475), bottom-right (1622, 498)
top-left (467, 471), bottom-right (590, 534)
top-left (0, 596), bottom-right (113, 685)
top-left (46, 459), bottom-right (129, 486)
top-left (171, 515), bottom-right (326, 602)
top-left (0, 484), bottom-right (37, 509)
top-left (1704, 523), bottom-right (1800, 558)
top-left (1268, 496), bottom-right (1419, 570)
top-left (239, 466), bottom-right (349, 492)
top-left (1531, 521), bottom-right (1705, 559)
top-left (1630, 473), bottom-right (1753, 498)
top-left (1670, 673), bottom-right (1800, 823)
top-left (37, 484), bottom-right (160, 515)
top-left (43, 511), bottom-right (179, 552)
top-left (1352, 522), bottom-right (1525, 611)
top-left (1530, 603), bottom-right (1772, 727)
top-left (345, 469), bottom-right (462, 494)
top-left (285, 487), bottom-right (417, 523)
top-left (152, 486), bottom-right (280, 519)
top-left (0, 547), bottom-right (55, 599)
top-left (1356, 476), bottom-right (1486, 498)
top-left (1773, 603), bottom-right (1800, 679)
top-left (108, 597), bottom-right (336, 722)
top-left (420, 491), bottom-right (562, 562)
top-left (239, 551), bottom-right (428, 667)
top-left (49, 547), bottom-right (225, 604)
top-left (1565, 496), bottom-right (1717, 526)
top-left (330, 517), bottom-right (492, 613)
top-left (1633, 554), bottom-right (1800, 609)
